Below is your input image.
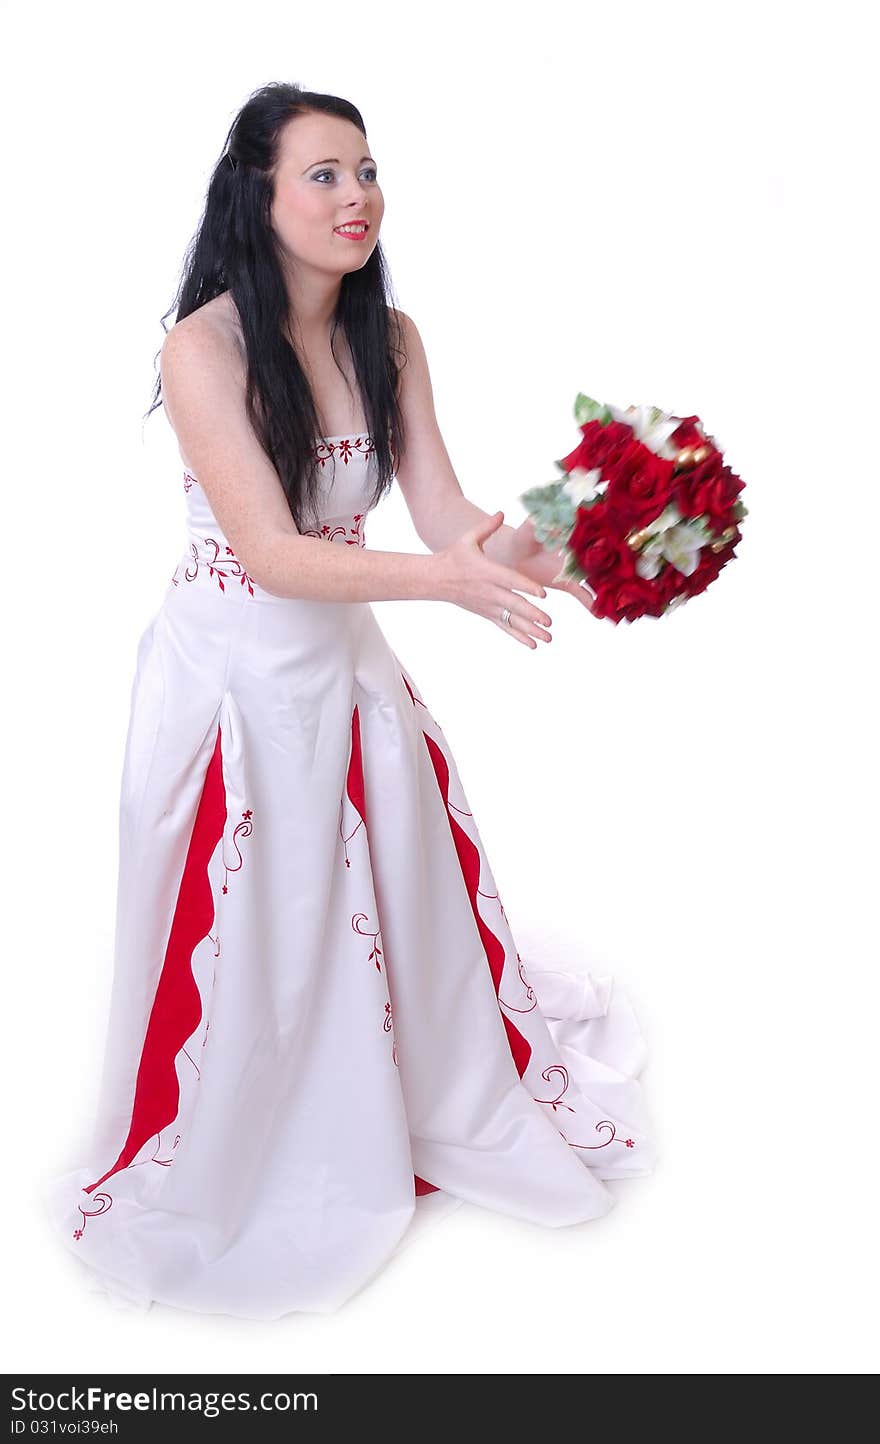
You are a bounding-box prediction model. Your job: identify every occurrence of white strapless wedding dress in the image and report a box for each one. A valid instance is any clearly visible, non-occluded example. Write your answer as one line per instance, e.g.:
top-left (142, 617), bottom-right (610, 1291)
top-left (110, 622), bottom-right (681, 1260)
top-left (41, 431), bottom-right (655, 1319)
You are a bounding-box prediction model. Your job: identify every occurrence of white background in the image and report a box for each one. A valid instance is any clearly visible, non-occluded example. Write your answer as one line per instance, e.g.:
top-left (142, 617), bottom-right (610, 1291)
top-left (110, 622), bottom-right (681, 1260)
top-left (3, 0), bottom-right (877, 1375)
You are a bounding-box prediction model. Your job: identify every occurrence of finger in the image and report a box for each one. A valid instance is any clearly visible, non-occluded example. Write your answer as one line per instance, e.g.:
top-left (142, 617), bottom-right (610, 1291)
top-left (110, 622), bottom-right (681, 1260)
top-left (513, 611), bottom-right (552, 642)
top-left (491, 586), bottom-right (553, 632)
top-left (499, 609), bottom-right (548, 645)
top-left (496, 565), bottom-right (547, 600)
top-left (557, 579), bottom-right (595, 613)
top-left (564, 582), bottom-right (592, 609)
top-left (493, 617), bottom-right (536, 647)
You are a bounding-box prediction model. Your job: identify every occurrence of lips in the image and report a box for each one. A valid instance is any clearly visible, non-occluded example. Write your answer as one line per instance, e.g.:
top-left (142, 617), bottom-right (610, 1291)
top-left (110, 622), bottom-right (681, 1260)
top-left (333, 221), bottom-right (369, 236)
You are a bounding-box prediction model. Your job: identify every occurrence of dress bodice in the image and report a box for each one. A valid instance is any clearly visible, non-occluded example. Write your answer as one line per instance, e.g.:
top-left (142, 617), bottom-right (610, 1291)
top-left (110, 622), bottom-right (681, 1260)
top-left (171, 433), bottom-right (381, 599)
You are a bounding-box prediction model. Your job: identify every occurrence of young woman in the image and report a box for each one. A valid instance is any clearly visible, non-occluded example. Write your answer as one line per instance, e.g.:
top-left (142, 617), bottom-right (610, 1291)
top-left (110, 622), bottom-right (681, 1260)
top-left (43, 82), bottom-right (654, 1319)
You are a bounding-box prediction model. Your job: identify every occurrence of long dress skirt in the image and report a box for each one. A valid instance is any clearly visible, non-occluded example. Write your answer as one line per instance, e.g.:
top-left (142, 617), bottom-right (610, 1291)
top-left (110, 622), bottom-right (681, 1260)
top-left (41, 432), bottom-right (655, 1319)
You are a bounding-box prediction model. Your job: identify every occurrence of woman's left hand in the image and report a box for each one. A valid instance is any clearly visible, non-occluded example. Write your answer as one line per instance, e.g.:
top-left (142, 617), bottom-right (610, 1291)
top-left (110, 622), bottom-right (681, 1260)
top-left (507, 518), bottom-right (597, 615)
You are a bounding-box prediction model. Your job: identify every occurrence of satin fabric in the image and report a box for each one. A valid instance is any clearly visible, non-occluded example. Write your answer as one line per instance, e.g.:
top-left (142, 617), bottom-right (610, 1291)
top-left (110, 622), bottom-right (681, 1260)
top-left (41, 433), bottom-right (655, 1319)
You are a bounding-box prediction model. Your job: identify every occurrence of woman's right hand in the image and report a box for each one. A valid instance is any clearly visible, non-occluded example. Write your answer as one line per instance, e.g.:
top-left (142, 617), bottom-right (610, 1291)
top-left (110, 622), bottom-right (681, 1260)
top-left (429, 511), bottom-right (554, 649)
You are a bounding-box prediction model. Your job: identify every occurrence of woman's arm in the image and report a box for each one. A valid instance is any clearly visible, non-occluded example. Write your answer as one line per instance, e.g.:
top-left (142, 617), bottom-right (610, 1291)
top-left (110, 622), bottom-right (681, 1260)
top-left (390, 314), bottom-right (597, 614)
top-left (390, 311), bottom-right (524, 568)
top-left (415, 493), bottom-right (523, 568)
top-left (160, 316), bottom-right (439, 602)
top-left (253, 531), bottom-right (440, 603)
top-left (160, 315), bottom-right (547, 613)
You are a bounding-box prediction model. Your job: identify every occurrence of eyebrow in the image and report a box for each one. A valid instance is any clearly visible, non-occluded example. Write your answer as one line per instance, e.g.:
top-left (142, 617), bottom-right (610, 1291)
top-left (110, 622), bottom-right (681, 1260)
top-left (302, 156), bottom-right (376, 172)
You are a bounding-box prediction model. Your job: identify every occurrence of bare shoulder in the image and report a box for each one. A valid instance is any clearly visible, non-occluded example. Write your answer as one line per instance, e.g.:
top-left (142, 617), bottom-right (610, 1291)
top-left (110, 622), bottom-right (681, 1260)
top-left (177, 291), bottom-right (244, 352)
top-left (157, 293), bottom-right (298, 584)
top-left (159, 293), bottom-right (257, 475)
top-left (161, 294), bottom-right (246, 428)
top-left (389, 306), bottom-right (424, 367)
top-left (388, 307), bottom-right (436, 434)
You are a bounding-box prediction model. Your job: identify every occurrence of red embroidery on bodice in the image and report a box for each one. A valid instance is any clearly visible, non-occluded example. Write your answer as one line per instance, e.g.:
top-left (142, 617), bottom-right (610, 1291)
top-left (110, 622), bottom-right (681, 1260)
top-left (300, 514), bottom-right (366, 548)
top-left (313, 434), bottom-right (376, 467)
top-left (174, 437), bottom-right (374, 590)
top-left (171, 539), bottom-right (257, 595)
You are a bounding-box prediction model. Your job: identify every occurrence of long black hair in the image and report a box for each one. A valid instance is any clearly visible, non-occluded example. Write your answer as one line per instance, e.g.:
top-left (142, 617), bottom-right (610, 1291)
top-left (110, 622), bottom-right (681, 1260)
top-left (145, 81), bottom-right (406, 534)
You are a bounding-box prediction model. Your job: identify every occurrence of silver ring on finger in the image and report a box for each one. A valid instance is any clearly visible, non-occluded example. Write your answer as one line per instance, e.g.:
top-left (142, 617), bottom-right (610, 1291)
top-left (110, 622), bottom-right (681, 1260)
top-left (500, 606), bottom-right (513, 627)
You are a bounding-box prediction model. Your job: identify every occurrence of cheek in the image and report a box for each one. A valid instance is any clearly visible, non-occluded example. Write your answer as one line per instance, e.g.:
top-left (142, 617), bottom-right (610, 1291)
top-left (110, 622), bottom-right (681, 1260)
top-left (276, 190), bottom-right (330, 240)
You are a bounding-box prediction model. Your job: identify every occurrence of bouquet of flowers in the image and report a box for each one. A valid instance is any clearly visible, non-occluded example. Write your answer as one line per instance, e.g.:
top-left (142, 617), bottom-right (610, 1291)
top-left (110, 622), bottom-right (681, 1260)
top-left (518, 393), bottom-right (747, 623)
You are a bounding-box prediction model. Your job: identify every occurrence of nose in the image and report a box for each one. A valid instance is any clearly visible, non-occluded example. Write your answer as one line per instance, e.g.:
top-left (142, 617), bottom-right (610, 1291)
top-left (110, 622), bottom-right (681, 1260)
top-left (350, 174), bottom-right (377, 202)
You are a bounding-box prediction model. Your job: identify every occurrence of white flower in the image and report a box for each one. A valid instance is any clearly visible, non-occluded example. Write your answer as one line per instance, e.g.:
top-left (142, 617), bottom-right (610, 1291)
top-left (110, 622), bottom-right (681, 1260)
top-left (646, 502), bottom-right (681, 535)
top-left (661, 523), bottom-right (703, 576)
top-left (635, 519), bottom-right (704, 579)
top-left (608, 402), bottom-right (690, 460)
top-left (634, 537), bottom-right (666, 580)
top-left (562, 466), bottom-right (603, 505)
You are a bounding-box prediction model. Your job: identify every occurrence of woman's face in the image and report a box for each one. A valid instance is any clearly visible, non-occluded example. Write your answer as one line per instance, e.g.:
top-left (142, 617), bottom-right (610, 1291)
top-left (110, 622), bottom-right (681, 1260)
top-left (271, 111), bottom-right (384, 277)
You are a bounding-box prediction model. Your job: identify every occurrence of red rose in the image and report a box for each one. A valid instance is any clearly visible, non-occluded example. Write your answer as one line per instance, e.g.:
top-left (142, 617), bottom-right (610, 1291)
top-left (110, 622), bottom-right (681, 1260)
top-left (689, 462), bottom-right (745, 532)
top-left (676, 451), bottom-right (744, 527)
top-left (595, 575), bottom-right (666, 624)
top-left (558, 418), bottom-right (631, 474)
top-left (603, 441), bottom-right (675, 531)
top-left (575, 530), bottom-right (635, 592)
top-left (675, 449), bottom-right (720, 517)
top-left (569, 501), bottom-right (614, 553)
top-left (656, 560), bottom-right (688, 606)
top-left (682, 539), bottom-right (735, 599)
top-left (568, 502), bottom-right (636, 594)
top-left (668, 415), bottom-right (705, 450)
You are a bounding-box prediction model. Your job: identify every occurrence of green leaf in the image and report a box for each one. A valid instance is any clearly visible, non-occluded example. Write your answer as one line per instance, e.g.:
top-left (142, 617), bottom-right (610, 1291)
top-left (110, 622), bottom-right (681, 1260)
top-left (558, 550), bottom-right (587, 581)
top-left (518, 480), bottom-right (578, 551)
top-left (573, 392), bottom-right (613, 427)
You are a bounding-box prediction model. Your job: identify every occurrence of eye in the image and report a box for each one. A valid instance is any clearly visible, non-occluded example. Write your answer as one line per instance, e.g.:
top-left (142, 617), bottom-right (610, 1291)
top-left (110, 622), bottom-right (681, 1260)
top-left (312, 167), bottom-right (379, 183)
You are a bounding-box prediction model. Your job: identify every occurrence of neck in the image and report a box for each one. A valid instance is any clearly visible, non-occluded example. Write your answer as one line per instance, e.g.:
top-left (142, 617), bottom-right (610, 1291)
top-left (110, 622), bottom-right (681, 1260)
top-left (278, 256), bottom-right (343, 345)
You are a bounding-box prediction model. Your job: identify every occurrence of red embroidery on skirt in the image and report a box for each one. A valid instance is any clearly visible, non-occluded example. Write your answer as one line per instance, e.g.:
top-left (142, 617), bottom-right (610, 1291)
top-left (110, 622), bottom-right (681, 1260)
top-left (384, 1001), bottom-right (399, 1067)
top-left (352, 912), bottom-right (383, 971)
top-left (74, 720), bottom-right (254, 1238)
top-left (74, 1190), bottom-right (112, 1238)
top-left (557, 1122), bottom-right (636, 1151)
top-left (345, 715), bottom-right (411, 1109)
top-left (533, 1064), bottom-right (576, 1114)
top-left (499, 951), bottom-right (538, 1015)
top-left (533, 1065), bottom-right (635, 1150)
top-left (222, 807), bottom-right (253, 893)
top-left (346, 708), bottom-right (399, 1070)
